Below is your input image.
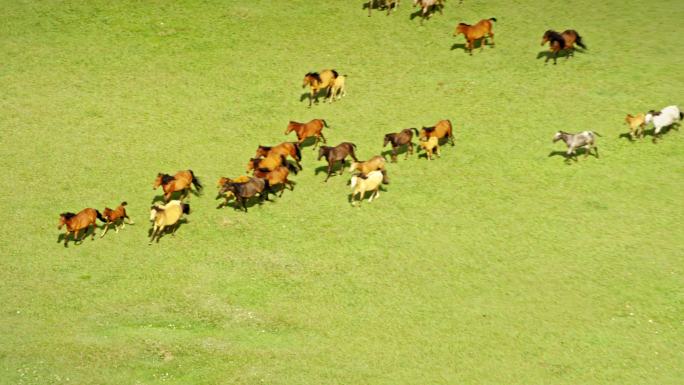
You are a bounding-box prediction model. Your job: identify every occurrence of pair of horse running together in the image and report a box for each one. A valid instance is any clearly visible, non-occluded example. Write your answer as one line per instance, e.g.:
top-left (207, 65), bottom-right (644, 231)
top-left (58, 202), bottom-right (134, 246)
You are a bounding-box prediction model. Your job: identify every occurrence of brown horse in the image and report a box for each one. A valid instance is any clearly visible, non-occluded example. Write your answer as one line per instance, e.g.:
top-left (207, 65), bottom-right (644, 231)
top-left (420, 119), bottom-right (454, 146)
top-left (255, 142), bottom-right (302, 170)
top-left (541, 29), bottom-right (586, 64)
top-left (454, 18), bottom-right (496, 55)
top-left (100, 202), bottom-right (134, 238)
top-left (58, 208), bottom-right (105, 246)
top-left (246, 154), bottom-right (287, 173)
top-left (285, 119), bottom-right (328, 149)
top-left (383, 128), bottom-right (419, 162)
top-left (252, 163), bottom-right (298, 197)
top-left (153, 170), bottom-right (203, 202)
top-left (368, 0), bottom-right (399, 17)
top-left (318, 142), bottom-right (359, 182)
top-left (216, 176), bottom-right (251, 208)
top-left (302, 70), bottom-right (338, 107)
top-left (219, 178), bottom-right (271, 212)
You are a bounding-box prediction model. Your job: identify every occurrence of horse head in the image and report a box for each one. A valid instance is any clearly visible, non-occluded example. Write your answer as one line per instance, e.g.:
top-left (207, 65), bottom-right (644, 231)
top-left (317, 147), bottom-right (330, 161)
top-left (552, 131), bottom-right (565, 143)
top-left (153, 173), bottom-right (163, 189)
top-left (383, 134), bottom-right (393, 147)
top-left (454, 23), bottom-right (468, 36)
top-left (149, 206), bottom-right (163, 221)
top-left (58, 212), bottom-right (74, 229)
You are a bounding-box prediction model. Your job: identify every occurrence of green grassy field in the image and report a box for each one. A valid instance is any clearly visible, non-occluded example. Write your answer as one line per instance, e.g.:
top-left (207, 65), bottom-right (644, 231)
top-left (1, 0), bottom-right (683, 384)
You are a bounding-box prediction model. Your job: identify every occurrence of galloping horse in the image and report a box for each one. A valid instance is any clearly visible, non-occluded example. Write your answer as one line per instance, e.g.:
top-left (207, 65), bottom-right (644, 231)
top-left (454, 18), bottom-right (496, 55)
top-left (252, 163), bottom-right (298, 197)
top-left (350, 155), bottom-right (389, 184)
top-left (318, 142), bottom-right (359, 182)
top-left (420, 119), bottom-right (454, 146)
top-left (58, 208), bottom-right (105, 246)
top-left (419, 136), bottom-right (440, 160)
top-left (645, 105), bottom-right (683, 142)
top-left (149, 200), bottom-right (190, 244)
top-left (329, 74), bottom-right (347, 103)
top-left (100, 202), bottom-right (134, 238)
top-left (255, 142), bottom-right (302, 169)
top-left (541, 29), bottom-right (586, 64)
top-left (368, 0), bottom-right (399, 17)
top-left (625, 113), bottom-right (646, 140)
top-left (350, 170), bottom-right (385, 206)
top-left (246, 154), bottom-right (287, 173)
top-left (552, 130), bottom-right (601, 160)
top-left (220, 178), bottom-right (271, 212)
top-left (383, 128), bottom-right (419, 162)
top-left (285, 119), bottom-right (328, 149)
top-left (153, 170), bottom-right (202, 202)
top-left (412, 0), bottom-right (443, 24)
top-left (216, 176), bottom-right (251, 208)
top-left (302, 70), bottom-right (338, 107)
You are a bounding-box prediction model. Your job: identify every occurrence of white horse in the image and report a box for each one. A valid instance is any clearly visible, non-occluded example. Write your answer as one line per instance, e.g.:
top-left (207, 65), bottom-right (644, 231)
top-left (645, 105), bottom-right (682, 142)
top-left (552, 130), bottom-right (601, 160)
top-left (149, 200), bottom-right (190, 244)
top-left (350, 170), bottom-right (385, 206)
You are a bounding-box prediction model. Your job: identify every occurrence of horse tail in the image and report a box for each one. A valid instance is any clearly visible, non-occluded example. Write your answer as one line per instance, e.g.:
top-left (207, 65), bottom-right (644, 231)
top-left (489, 17), bottom-right (497, 22)
top-left (410, 127), bottom-right (420, 136)
top-left (95, 210), bottom-right (106, 223)
top-left (575, 33), bottom-right (587, 49)
top-left (293, 142), bottom-right (302, 160)
top-left (120, 201), bottom-right (128, 206)
top-left (182, 203), bottom-right (191, 215)
top-left (351, 142), bottom-right (357, 149)
top-left (350, 176), bottom-right (358, 189)
top-left (321, 119), bottom-right (329, 127)
top-left (331, 69), bottom-right (339, 78)
top-left (593, 131), bottom-right (603, 137)
top-left (189, 169), bottom-right (203, 192)
top-left (286, 162), bottom-right (299, 175)
top-left (679, 112), bottom-right (683, 120)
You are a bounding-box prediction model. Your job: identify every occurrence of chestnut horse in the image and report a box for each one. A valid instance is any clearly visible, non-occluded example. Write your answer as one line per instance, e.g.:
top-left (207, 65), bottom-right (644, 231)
top-left (153, 170), bottom-right (202, 202)
top-left (302, 70), bottom-right (338, 107)
top-left (541, 29), bottom-right (586, 64)
top-left (285, 119), bottom-right (328, 149)
top-left (100, 202), bottom-right (134, 238)
top-left (420, 119), bottom-right (454, 146)
top-left (625, 114), bottom-right (646, 140)
top-left (58, 208), bottom-right (105, 246)
top-left (255, 142), bottom-right (302, 169)
top-left (383, 128), bottom-right (419, 162)
top-left (454, 18), bottom-right (496, 55)
top-left (252, 163), bottom-right (298, 197)
top-left (318, 142), bottom-right (359, 182)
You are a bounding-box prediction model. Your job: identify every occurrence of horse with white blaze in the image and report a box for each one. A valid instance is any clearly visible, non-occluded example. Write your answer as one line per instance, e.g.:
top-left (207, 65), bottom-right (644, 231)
top-left (645, 105), bottom-right (682, 142)
top-left (552, 130), bottom-right (601, 160)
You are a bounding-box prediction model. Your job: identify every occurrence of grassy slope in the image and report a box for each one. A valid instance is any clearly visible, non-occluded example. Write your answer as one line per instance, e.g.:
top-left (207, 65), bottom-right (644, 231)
top-left (0, 0), bottom-right (682, 384)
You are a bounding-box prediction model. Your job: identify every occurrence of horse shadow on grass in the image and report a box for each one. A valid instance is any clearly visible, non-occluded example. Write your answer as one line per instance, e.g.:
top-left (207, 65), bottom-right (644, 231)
top-left (314, 161), bottom-right (348, 179)
top-left (450, 40), bottom-right (492, 52)
top-left (299, 90), bottom-right (331, 106)
top-left (536, 48), bottom-right (586, 63)
top-left (347, 185), bottom-right (388, 204)
top-left (381, 147), bottom-right (413, 162)
top-left (548, 148), bottom-right (598, 163)
top-left (147, 218), bottom-right (188, 242)
top-left (362, 1), bottom-right (398, 13)
top-left (56, 227), bottom-right (98, 248)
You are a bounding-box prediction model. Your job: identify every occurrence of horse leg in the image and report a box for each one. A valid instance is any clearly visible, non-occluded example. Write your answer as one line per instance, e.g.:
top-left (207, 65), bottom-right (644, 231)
top-left (489, 31), bottom-right (495, 47)
top-left (391, 146), bottom-right (398, 163)
top-left (325, 162), bottom-right (333, 182)
top-left (553, 50), bottom-right (558, 65)
top-left (339, 159), bottom-right (345, 175)
top-left (320, 132), bottom-right (327, 144)
top-left (100, 222), bottom-right (110, 238)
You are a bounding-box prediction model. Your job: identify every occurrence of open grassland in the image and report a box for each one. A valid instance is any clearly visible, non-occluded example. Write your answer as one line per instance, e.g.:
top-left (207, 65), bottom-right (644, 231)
top-left (1, 0), bottom-right (683, 384)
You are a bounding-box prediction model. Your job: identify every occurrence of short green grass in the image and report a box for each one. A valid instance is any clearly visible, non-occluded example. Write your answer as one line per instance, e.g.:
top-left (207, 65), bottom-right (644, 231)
top-left (1, 0), bottom-right (682, 384)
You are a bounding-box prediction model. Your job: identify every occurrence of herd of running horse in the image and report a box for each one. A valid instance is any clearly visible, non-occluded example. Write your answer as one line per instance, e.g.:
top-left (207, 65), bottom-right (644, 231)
top-left (57, 1), bottom-right (683, 246)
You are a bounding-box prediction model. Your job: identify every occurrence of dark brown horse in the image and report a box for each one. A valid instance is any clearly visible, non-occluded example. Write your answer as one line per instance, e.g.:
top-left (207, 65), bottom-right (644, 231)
top-left (246, 154), bottom-right (287, 173)
top-left (368, 0), bottom-right (399, 16)
top-left (219, 178), bottom-right (271, 212)
top-left (58, 208), bottom-right (105, 246)
top-left (255, 142), bottom-right (302, 170)
top-left (454, 18), bottom-right (496, 55)
top-left (318, 142), bottom-right (359, 182)
top-left (216, 176), bottom-right (251, 208)
top-left (153, 170), bottom-right (202, 202)
top-left (383, 128), bottom-right (419, 162)
top-left (100, 202), bottom-right (134, 238)
top-left (285, 119), bottom-right (328, 149)
top-left (541, 29), bottom-right (586, 64)
top-left (252, 163), bottom-right (298, 197)
top-left (420, 119), bottom-right (454, 146)
top-left (302, 70), bottom-right (338, 107)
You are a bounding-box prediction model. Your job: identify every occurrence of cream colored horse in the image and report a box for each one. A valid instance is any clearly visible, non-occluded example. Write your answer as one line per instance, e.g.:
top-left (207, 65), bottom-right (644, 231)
top-left (350, 170), bottom-right (385, 206)
top-left (149, 200), bottom-right (190, 244)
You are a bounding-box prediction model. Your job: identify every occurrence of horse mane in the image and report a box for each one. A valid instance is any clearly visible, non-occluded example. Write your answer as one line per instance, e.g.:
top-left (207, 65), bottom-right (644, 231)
top-left (258, 145), bottom-right (272, 151)
top-left (458, 22), bottom-right (470, 27)
top-left (423, 126), bottom-right (436, 133)
top-left (306, 72), bottom-right (322, 82)
top-left (160, 174), bottom-right (174, 184)
top-left (60, 212), bottom-right (76, 219)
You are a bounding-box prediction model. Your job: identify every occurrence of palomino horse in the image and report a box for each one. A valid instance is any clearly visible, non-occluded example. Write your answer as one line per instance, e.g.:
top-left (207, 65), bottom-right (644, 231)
top-left (329, 75), bottom-right (347, 103)
top-left (302, 70), bottom-right (338, 107)
top-left (552, 131), bottom-right (601, 160)
top-left (349, 156), bottom-right (389, 184)
top-left (255, 142), bottom-right (302, 169)
top-left (246, 154), bottom-right (287, 173)
top-left (350, 170), bottom-right (385, 206)
top-left (100, 202), bottom-right (134, 238)
top-left (149, 200), bottom-right (190, 244)
top-left (383, 128), bottom-right (419, 162)
top-left (216, 176), bottom-right (251, 208)
top-left (285, 119), bottom-right (328, 149)
top-left (59, 208), bottom-right (105, 246)
top-left (153, 170), bottom-right (203, 202)
top-left (625, 114), bottom-right (646, 140)
top-left (418, 136), bottom-right (440, 160)
top-left (219, 178), bottom-right (271, 212)
top-left (252, 163), bottom-right (298, 197)
top-left (318, 142), bottom-right (359, 182)
top-left (541, 29), bottom-right (586, 64)
top-left (420, 119), bottom-right (454, 146)
top-left (454, 18), bottom-right (496, 55)
top-left (412, 0), bottom-right (443, 24)
top-left (645, 105), bottom-right (683, 142)
top-left (368, 0), bottom-right (399, 17)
